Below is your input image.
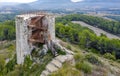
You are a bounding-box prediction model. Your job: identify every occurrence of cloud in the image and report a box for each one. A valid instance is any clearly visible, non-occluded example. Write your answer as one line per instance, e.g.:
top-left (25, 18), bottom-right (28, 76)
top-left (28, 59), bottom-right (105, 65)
top-left (0, 0), bottom-right (84, 3)
top-left (71, 0), bottom-right (83, 2)
top-left (0, 0), bottom-right (37, 3)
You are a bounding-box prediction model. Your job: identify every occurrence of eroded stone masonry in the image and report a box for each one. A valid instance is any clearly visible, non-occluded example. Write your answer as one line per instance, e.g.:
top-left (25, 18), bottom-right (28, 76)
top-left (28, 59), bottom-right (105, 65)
top-left (16, 13), bottom-right (56, 64)
top-left (16, 13), bottom-right (74, 76)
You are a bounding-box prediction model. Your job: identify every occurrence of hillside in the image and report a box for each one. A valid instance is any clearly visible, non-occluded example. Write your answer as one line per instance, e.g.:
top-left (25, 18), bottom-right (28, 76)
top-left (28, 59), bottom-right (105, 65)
top-left (56, 14), bottom-right (120, 59)
top-left (52, 15), bottom-right (120, 76)
top-left (0, 14), bottom-right (120, 76)
top-left (50, 38), bottom-right (120, 76)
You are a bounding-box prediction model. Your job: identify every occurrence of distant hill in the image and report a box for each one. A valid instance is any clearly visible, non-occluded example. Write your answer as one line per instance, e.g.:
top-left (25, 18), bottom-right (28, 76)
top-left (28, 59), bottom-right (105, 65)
top-left (83, 0), bottom-right (120, 2)
top-left (29, 0), bottom-right (72, 9)
top-left (30, 0), bottom-right (120, 9)
top-left (0, 0), bottom-right (120, 10)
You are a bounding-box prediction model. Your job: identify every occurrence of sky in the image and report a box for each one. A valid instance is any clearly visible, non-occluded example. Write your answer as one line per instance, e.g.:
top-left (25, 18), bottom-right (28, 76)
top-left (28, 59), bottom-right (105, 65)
top-left (0, 0), bottom-right (83, 3)
top-left (71, 0), bottom-right (83, 2)
top-left (0, 0), bottom-right (37, 3)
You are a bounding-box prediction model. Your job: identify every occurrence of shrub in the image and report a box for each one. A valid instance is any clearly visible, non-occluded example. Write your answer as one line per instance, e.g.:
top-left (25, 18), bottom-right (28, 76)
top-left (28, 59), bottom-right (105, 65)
top-left (5, 55), bottom-right (17, 72)
top-left (117, 59), bottom-right (120, 63)
top-left (0, 20), bottom-right (15, 41)
top-left (75, 61), bottom-right (92, 73)
top-left (62, 38), bottom-right (66, 42)
top-left (74, 53), bottom-right (84, 62)
top-left (66, 45), bottom-right (72, 50)
top-left (23, 55), bottom-right (33, 70)
top-left (6, 69), bottom-right (20, 76)
top-left (0, 57), bottom-right (5, 74)
top-left (103, 53), bottom-right (116, 60)
top-left (7, 44), bottom-right (15, 51)
top-left (57, 48), bottom-right (66, 55)
top-left (85, 54), bottom-right (102, 65)
top-left (90, 48), bottom-right (100, 54)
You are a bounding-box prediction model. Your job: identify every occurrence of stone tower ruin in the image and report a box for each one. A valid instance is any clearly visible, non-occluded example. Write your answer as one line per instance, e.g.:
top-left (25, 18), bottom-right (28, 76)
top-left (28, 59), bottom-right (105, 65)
top-left (16, 13), bottom-right (55, 64)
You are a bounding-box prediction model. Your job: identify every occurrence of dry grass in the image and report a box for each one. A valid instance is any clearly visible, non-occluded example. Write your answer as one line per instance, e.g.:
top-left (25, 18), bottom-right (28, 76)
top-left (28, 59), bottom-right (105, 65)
top-left (90, 66), bottom-right (108, 76)
top-left (58, 38), bottom-right (84, 53)
top-left (50, 62), bottom-right (82, 76)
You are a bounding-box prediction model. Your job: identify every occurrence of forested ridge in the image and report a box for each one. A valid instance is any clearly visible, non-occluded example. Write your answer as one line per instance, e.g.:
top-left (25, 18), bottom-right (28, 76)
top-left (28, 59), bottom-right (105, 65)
top-left (59, 14), bottom-right (120, 35)
top-left (56, 14), bottom-right (120, 60)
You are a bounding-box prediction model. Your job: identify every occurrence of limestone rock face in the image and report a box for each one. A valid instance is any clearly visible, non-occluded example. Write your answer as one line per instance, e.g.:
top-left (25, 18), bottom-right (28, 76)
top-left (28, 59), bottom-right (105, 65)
top-left (40, 54), bottom-right (74, 76)
top-left (39, 45), bottom-right (48, 57)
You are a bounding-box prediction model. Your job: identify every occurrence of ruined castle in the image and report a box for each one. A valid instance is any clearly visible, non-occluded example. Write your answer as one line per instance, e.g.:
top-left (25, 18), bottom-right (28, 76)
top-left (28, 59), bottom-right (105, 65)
top-left (16, 13), bottom-right (56, 64)
top-left (15, 13), bottom-right (74, 76)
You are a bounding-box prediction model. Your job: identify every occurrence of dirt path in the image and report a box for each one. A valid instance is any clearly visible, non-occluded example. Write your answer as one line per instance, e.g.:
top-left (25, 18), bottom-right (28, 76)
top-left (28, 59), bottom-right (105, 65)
top-left (72, 21), bottom-right (120, 39)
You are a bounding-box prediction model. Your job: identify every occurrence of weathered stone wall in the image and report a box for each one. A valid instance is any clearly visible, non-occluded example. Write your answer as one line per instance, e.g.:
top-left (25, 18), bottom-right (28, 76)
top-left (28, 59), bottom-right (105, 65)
top-left (47, 15), bottom-right (55, 41)
top-left (16, 14), bottom-right (55, 64)
top-left (16, 16), bottom-right (33, 64)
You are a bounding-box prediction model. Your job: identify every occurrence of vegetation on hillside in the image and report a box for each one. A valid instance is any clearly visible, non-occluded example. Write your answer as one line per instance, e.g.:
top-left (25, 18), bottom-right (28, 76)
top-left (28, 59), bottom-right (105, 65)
top-left (58, 14), bottom-right (120, 35)
top-left (50, 39), bottom-right (120, 76)
top-left (56, 15), bottom-right (120, 60)
top-left (0, 20), bottom-right (15, 41)
top-left (50, 52), bottom-right (107, 76)
top-left (0, 50), bottom-right (53, 76)
top-left (50, 62), bottom-right (82, 76)
top-left (0, 14), bottom-right (120, 76)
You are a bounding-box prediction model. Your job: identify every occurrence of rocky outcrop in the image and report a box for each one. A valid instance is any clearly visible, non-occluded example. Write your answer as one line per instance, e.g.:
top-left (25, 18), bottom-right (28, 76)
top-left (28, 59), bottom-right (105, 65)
top-left (40, 54), bottom-right (74, 76)
top-left (40, 41), bottom-right (74, 76)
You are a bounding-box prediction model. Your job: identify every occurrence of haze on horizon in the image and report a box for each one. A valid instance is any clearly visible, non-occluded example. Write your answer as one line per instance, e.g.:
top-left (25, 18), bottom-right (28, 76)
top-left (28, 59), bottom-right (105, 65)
top-left (0, 0), bottom-right (83, 3)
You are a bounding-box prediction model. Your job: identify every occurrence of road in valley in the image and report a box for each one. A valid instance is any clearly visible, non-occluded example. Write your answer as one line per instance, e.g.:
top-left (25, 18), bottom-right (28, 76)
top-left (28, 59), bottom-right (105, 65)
top-left (72, 21), bottom-right (120, 39)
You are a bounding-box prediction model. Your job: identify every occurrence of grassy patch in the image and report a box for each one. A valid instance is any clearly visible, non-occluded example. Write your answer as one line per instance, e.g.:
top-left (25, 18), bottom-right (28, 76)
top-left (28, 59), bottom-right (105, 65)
top-left (5, 50), bottom-right (53, 76)
top-left (57, 48), bottom-right (66, 55)
top-left (117, 59), bottom-right (120, 63)
top-left (50, 62), bottom-right (81, 76)
top-left (0, 41), bottom-right (15, 59)
top-left (85, 54), bottom-right (102, 66)
top-left (94, 66), bottom-right (108, 76)
top-left (66, 45), bottom-right (72, 50)
top-left (103, 53), bottom-right (116, 61)
top-left (74, 53), bottom-right (84, 62)
top-left (75, 61), bottom-right (92, 73)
